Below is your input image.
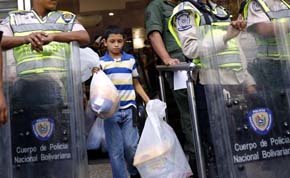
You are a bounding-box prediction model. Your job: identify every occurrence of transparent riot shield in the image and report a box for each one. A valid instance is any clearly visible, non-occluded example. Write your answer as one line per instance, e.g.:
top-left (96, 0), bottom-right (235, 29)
top-left (198, 20), bottom-right (290, 178)
top-left (0, 116), bottom-right (12, 178)
top-left (3, 42), bottom-right (88, 178)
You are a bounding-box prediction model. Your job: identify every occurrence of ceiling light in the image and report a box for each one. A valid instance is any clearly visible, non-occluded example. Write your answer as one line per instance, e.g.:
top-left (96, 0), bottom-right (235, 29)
top-left (108, 12), bottom-right (114, 16)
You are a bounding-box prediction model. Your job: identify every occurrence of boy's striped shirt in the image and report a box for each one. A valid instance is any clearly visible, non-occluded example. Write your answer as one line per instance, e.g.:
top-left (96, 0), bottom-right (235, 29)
top-left (100, 51), bottom-right (138, 109)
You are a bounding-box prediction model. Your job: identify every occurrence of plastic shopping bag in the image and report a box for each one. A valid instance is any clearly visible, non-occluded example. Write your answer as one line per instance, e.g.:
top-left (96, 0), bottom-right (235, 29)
top-left (80, 47), bottom-right (100, 82)
top-left (87, 118), bottom-right (105, 150)
top-left (133, 99), bottom-right (192, 178)
top-left (90, 71), bottom-right (119, 119)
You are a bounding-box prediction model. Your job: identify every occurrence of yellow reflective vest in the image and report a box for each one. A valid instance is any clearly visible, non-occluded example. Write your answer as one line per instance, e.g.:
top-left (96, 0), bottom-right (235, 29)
top-left (9, 10), bottom-right (76, 75)
top-left (243, 0), bottom-right (290, 59)
top-left (168, 2), bottom-right (242, 71)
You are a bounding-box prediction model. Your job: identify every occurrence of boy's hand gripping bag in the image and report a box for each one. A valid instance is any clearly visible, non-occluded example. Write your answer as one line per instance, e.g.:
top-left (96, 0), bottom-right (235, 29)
top-left (133, 99), bottom-right (192, 178)
top-left (89, 71), bottom-right (120, 119)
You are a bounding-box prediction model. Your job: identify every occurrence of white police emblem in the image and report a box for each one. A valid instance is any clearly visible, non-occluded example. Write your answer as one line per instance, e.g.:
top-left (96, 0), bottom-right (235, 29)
top-left (176, 12), bottom-right (192, 31)
top-left (32, 118), bottom-right (54, 141)
top-left (247, 108), bottom-right (273, 135)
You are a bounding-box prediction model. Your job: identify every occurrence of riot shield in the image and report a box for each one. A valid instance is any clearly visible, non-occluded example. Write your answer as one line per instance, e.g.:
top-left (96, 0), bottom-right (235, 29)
top-left (3, 42), bottom-right (88, 178)
top-left (0, 118), bottom-right (12, 178)
top-left (197, 20), bottom-right (290, 178)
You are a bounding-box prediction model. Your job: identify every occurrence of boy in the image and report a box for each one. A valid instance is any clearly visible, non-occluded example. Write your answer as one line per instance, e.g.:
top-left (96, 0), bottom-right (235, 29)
top-left (98, 25), bottom-right (149, 178)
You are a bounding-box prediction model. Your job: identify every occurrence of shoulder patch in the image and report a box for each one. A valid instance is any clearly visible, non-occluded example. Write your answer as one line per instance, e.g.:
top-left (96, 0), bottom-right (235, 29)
top-left (176, 11), bottom-right (192, 31)
top-left (61, 11), bottom-right (75, 23)
top-left (252, 1), bottom-right (262, 12)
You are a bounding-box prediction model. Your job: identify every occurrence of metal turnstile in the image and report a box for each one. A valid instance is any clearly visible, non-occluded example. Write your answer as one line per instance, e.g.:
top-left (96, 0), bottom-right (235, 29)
top-left (156, 63), bottom-right (207, 178)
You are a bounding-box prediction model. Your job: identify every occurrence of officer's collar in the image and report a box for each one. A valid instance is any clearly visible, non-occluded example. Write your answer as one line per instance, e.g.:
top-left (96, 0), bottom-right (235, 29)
top-left (207, 0), bottom-right (217, 10)
top-left (31, 9), bottom-right (52, 21)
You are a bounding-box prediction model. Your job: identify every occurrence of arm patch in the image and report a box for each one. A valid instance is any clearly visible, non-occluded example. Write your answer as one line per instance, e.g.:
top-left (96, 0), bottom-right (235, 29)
top-left (176, 11), bottom-right (192, 31)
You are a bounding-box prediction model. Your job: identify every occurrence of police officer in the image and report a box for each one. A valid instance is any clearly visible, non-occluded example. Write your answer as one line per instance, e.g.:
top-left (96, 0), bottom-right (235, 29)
top-left (0, 31), bottom-right (7, 126)
top-left (145, 0), bottom-right (197, 175)
top-left (242, 0), bottom-right (289, 89)
top-left (168, 0), bottom-right (257, 176)
top-left (0, 0), bottom-right (89, 177)
top-left (242, 0), bottom-right (290, 145)
top-left (168, 0), bottom-right (256, 100)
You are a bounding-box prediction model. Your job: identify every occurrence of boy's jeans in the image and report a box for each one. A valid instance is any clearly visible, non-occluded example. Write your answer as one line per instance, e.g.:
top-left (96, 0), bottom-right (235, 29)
top-left (104, 107), bottom-right (139, 178)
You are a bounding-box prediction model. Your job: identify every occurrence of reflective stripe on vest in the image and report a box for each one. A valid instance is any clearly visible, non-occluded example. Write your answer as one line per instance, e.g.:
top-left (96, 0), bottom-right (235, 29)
top-left (9, 10), bottom-right (74, 75)
top-left (256, 32), bottom-right (290, 59)
top-left (201, 26), bottom-right (242, 70)
top-left (168, 2), bottom-right (242, 70)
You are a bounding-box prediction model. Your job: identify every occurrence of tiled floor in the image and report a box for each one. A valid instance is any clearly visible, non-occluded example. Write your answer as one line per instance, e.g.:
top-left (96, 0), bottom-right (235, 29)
top-left (88, 159), bottom-right (113, 178)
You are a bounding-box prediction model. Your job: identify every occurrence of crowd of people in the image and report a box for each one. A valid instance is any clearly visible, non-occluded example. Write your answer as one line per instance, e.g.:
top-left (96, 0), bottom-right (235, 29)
top-left (0, 0), bottom-right (289, 178)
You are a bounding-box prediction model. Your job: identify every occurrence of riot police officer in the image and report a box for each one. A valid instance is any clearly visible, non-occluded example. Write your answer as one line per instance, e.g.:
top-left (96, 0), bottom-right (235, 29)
top-left (242, 0), bottom-right (290, 117)
top-left (168, 0), bottom-right (257, 177)
top-left (0, 0), bottom-right (89, 177)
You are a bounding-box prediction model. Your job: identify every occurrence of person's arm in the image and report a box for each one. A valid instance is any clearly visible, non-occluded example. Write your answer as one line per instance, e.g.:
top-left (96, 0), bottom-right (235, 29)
top-left (47, 19), bottom-right (90, 46)
top-left (174, 9), bottom-right (202, 59)
top-left (246, 1), bottom-right (276, 37)
top-left (2, 32), bottom-right (50, 52)
top-left (2, 18), bottom-right (90, 50)
top-left (0, 41), bottom-right (8, 126)
top-left (145, 1), bottom-right (179, 66)
top-left (46, 30), bottom-right (90, 46)
top-left (133, 78), bottom-right (150, 104)
top-left (148, 31), bottom-right (180, 65)
top-left (224, 15), bottom-right (246, 43)
top-left (176, 10), bottom-right (244, 59)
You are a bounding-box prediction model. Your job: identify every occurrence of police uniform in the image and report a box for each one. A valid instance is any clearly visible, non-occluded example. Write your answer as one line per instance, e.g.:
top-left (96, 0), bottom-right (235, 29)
top-left (247, 0), bottom-right (288, 27)
top-left (169, 1), bottom-right (257, 176)
top-left (243, 0), bottom-right (290, 146)
top-left (0, 10), bottom-right (85, 178)
top-left (170, 1), bottom-right (255, 86)
top-left (145, 0), bottom-right (197, 172)
top-left (244, 0), bottom-right (289, 88)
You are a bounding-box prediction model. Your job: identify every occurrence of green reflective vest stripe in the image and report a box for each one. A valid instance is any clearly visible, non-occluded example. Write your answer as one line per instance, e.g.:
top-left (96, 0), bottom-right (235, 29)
top-left (9, 10), bottom-right (75, 75)
top-left (168, 2), bottom-right (242, 70)
top-left (201, 27), bottom-right (242, 70)
top-left (17, 58), bottom-right (66, 75)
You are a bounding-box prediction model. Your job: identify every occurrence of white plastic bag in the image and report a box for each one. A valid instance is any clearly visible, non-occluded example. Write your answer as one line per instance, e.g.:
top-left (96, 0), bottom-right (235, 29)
top-left (90, 71), bottom-right (120, 119)
top-left (133, 99), bottom-right (192, 178)
top-left (80, 47), bottom-right (100, 82)
top-left (87, 118), bottom-right (105, 150)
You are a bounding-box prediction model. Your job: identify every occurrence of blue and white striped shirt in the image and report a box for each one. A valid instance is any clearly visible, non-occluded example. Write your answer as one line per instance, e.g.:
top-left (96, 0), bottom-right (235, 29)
top-left (100, 51), bottom-right (138, 109)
